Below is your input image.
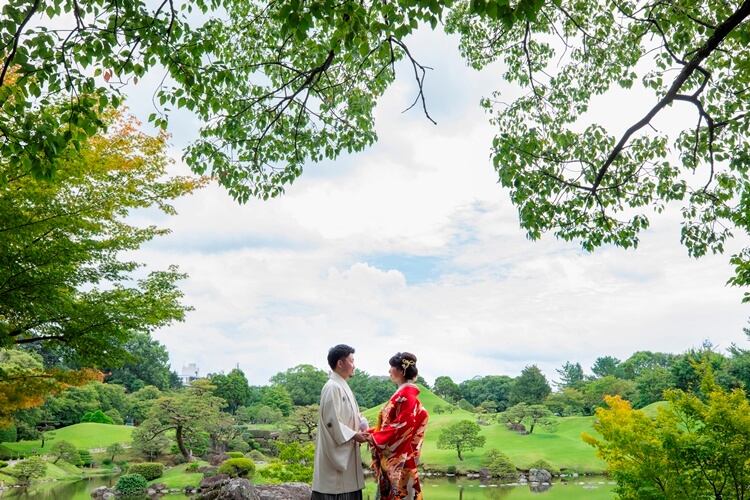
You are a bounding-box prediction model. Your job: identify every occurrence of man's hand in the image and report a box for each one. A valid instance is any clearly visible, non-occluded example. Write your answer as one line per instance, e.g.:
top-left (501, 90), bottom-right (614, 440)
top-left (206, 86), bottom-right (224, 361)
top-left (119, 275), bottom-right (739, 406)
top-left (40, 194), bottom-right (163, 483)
top-left (353, 432), bottom-right (369, 444)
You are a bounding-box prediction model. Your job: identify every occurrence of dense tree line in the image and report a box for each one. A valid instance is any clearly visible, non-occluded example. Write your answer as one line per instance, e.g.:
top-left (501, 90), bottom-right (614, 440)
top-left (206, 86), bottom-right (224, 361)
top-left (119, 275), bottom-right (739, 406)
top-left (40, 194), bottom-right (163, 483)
top-left (6, 336), bottom-right (750, 443)
top-left (5, 333), bottom-right (750, 483)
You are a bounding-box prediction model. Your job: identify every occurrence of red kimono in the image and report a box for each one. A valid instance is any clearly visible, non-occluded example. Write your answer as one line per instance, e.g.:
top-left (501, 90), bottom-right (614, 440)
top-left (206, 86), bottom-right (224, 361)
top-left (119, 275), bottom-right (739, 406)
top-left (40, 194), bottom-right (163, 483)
top-left (369, 383), bottom-right (428, 500)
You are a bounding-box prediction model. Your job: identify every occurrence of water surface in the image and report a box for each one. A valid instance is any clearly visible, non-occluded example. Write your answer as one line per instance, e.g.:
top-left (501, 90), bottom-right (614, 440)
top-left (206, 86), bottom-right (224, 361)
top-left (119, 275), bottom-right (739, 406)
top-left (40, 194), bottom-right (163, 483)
top-left (0, 475), bottom-right (616, 499)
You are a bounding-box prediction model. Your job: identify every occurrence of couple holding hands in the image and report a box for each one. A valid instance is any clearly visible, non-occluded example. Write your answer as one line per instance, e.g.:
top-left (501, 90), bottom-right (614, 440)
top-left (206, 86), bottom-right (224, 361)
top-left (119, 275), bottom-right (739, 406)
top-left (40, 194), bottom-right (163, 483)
top-left (311, 345), bottom-right (428, 500)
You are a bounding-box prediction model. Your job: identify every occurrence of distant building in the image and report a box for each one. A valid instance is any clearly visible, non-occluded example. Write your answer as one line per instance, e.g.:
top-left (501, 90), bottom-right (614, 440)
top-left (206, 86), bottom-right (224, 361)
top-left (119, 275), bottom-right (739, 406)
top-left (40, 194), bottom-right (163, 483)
top-left (180, 363), bottom-right (200, 386)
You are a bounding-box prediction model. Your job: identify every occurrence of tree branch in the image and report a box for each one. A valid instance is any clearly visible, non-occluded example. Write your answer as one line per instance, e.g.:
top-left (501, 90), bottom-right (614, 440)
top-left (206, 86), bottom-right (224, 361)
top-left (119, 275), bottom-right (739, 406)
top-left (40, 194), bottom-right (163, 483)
top-left (590, 0), bottom-right (750, 193)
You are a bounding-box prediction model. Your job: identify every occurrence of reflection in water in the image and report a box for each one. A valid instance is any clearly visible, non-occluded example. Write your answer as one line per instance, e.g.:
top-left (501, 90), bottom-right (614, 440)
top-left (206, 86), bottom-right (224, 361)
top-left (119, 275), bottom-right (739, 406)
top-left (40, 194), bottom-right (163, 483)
top-left (366, 476), bottom-right (614, 499)
top-left (530, 482), bottom-right (552, 493)
top-left (0, 476), bottom-right (119, 499)
top-left (2, 474), bottom-right (614, 499)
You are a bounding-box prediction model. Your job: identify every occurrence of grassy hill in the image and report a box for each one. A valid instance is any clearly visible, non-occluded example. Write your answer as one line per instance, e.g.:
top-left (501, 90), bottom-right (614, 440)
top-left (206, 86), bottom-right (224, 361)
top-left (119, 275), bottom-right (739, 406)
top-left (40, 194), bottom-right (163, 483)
top-left (363, 385), bottom-right (607, 474)
top-left (2, 423), bottom-right (133, 455)
top-left (640, 400), bottom-right (669, 418)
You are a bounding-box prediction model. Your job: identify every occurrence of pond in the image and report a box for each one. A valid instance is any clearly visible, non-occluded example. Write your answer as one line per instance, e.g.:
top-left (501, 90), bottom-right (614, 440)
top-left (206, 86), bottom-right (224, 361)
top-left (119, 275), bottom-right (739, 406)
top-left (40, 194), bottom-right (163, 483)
top-left (0, 475), bottom-right (119, 499)
top-left (0, 476), bottom-right (616, 499)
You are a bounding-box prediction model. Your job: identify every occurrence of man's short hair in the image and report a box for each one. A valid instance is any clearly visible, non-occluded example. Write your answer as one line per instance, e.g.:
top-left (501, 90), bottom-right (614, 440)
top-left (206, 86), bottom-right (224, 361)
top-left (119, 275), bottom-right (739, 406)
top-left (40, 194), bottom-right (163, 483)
top-left (327, 344), bottom-right (355, 370)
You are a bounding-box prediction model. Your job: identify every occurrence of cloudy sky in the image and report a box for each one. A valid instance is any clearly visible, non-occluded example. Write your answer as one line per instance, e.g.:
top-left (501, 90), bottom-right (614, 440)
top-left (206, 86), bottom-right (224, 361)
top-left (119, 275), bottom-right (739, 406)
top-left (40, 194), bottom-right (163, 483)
top-left (124, 26), bottom-right (749, 388)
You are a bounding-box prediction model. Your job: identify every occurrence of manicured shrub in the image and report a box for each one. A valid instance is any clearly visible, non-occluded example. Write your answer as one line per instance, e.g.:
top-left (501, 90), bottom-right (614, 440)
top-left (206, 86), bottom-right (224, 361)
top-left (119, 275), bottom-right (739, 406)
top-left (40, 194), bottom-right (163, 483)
top-left (247, 450), bottom-right (266, 462)
top-left (245, 429), bottom-right (272, 439)
top-left (78, 449), bottom-right (94, 467)
top-left (186, 462), bottom-right (200, 473)
top-left (115, 473), bottom-right (148, 496)
top-left (528, 458), bottom-right (559, 476)
top-left (0, 424), bottom-right (17, 443)
top-left (0, 460), bottom-right (8, 469)
top-left (102, 458), bottom-right (112, 466)
top-left (127, 462), bottom-right (164, 481)
top-left (217, 458), bottom-right (256, 478)
top-left (227, 439), bottom-right (250, 452)
top-left (484, 449), bottom-right (517, 478)
top-left (227, 451), bottom-right (245, 459)
top-left (0, 444), bottom-right (13, 460)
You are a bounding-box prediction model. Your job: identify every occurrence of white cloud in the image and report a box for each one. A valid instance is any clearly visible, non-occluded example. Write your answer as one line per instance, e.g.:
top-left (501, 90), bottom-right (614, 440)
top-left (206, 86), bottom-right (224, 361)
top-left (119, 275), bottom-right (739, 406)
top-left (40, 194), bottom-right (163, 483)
top-left (124, 27), bottom-right (749, 389)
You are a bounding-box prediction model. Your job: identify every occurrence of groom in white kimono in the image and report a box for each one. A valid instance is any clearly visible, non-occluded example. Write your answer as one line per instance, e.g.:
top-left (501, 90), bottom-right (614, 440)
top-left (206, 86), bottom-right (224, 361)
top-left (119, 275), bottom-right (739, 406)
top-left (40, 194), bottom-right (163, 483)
top-left (311, 344), bottom-right (369, 500)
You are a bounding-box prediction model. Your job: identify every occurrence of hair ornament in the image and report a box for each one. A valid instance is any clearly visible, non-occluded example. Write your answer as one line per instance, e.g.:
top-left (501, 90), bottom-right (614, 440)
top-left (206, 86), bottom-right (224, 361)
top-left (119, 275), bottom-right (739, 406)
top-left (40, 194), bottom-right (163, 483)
top-left (401, 359), bottom-right (415, 373)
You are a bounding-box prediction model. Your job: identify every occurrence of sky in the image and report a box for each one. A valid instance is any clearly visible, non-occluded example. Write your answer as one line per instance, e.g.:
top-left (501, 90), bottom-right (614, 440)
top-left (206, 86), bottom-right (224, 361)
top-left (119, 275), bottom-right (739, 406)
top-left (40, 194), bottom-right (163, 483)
top-left (122, 24), bottom-right (750, 388)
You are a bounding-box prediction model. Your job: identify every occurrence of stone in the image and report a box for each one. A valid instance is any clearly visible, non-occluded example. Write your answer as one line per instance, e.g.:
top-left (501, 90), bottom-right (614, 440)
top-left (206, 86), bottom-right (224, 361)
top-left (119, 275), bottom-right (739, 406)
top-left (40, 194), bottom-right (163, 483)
top-left (196, 477), bottom-right (313, 500)
top-left (196, 476), bottom-right (259, 500)
top-left (528, 468), bottom-right (552, 483)
top-left (209, 453), bottom-right (231, 466)
top-left (254, 482), bottom-right (313, 500)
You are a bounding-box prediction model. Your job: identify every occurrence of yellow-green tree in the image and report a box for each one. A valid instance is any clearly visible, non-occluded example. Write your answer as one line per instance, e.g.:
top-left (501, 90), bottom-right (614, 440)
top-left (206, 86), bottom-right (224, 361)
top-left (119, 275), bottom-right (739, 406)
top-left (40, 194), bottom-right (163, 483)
top-left (0, 349), bottom-right (101, 428)
top-left (583, 369), bottom-right (750, 499)
top-left (1, 106), bottom-right (206, 426)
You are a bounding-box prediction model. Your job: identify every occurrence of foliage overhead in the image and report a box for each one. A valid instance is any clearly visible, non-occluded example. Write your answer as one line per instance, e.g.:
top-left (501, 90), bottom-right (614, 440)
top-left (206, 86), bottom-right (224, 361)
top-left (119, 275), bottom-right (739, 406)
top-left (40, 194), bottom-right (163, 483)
top-left (5, 0), bottom-right (750, 293)
top-left (1, 0), bottom-right (544, 198)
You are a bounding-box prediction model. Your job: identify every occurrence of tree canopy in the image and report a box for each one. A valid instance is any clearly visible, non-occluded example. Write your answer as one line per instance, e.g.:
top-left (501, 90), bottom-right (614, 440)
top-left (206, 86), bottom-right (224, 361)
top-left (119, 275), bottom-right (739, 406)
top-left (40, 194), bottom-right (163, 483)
top-left (4, 0), bottom-right (750, 292)
top-left (104, 333), bottom-right (178, 392)
top-left (436, 419), bottom-right (486, 460)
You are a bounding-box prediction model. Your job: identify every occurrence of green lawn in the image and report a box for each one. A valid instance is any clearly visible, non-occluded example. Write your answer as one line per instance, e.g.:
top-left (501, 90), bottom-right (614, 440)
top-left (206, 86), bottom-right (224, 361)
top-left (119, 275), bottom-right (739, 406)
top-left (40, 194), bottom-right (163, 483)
top-left (149, 461), bottom-right (208, 489)
top-left (363, 386), bottom-right (608, 474)
top-left (3, 423), bottom-right (133, 455)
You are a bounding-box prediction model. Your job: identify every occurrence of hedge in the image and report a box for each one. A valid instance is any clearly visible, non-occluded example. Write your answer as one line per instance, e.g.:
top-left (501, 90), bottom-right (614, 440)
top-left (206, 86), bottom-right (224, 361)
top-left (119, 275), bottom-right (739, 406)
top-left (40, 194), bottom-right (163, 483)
top-left (217, 458), bottom-right (256, 478)
top-left (128, 462), bottom-right (164, 481)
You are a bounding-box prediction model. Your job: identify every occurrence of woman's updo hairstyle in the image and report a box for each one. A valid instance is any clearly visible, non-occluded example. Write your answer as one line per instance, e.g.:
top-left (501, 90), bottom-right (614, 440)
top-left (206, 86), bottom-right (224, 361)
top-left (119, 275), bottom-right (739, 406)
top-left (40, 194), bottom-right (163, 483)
top-left (389, 352), bottom-right (418, 380)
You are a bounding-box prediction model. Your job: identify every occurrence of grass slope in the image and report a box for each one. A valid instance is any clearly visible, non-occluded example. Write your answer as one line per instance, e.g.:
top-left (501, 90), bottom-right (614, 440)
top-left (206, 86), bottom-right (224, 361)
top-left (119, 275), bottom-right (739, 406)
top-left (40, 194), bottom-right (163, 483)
top-left (363, 385), bottom-right (606, 474)
top-left (0, 456), bottom-right (85, 486)
top-left (3, 423), bottom-right (133, 454)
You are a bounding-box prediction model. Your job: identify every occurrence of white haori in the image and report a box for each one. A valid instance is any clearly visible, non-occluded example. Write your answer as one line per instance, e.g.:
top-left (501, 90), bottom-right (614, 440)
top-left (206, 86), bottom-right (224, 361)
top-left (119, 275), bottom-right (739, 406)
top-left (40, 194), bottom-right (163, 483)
top-left (312, 372), bottom-right (365, 495)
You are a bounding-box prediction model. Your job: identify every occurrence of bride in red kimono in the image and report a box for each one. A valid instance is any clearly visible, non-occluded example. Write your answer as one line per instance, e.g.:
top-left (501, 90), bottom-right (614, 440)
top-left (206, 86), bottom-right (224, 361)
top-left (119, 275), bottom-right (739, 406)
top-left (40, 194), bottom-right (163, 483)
top-left (367, 352), bottom-right (429, 500)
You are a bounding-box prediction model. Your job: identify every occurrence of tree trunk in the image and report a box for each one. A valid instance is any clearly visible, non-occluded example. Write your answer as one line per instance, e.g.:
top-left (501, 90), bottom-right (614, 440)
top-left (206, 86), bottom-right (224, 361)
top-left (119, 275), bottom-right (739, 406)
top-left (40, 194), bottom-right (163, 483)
top-left (175, 424), bottom-right (190, 460)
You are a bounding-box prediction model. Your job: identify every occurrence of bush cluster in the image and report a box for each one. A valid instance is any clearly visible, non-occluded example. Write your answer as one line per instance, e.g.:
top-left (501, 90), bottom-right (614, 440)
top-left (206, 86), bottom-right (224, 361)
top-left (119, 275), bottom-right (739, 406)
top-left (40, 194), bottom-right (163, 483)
top-left (115, 473), bottom-right (148, 495)
top-left (528, 458), bottom-right (559, 476)
top-left (217, 458), bottom-right (256, 478)
top-left (127, 462), bottom-right (164, 481)
top-left (81, 410), bottom-right (114, 425)
top-left (226, 451), bottom-right (245, 459)
top-left (246, 450), bottom-right (266, 462)
top-left (484, 449), bottom-right (518, 478)
top-left (245, 429), bottom-right (272, 439)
